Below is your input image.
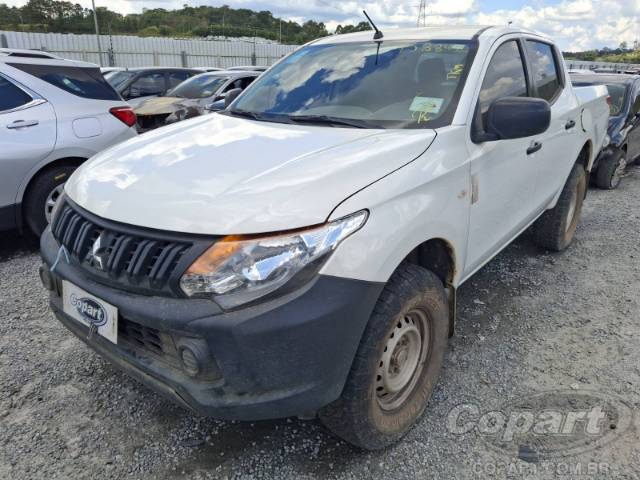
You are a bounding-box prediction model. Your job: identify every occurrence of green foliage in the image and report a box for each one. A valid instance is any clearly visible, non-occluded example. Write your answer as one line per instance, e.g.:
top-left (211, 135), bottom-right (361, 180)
top-left (0, 0), bottom-right (339, 44)
top-left (564, 45), bottom-right (640, 64)
top-left (335, 22), bottom-right (372, 35)
top-left (138, 25), bottom-right (160, 37)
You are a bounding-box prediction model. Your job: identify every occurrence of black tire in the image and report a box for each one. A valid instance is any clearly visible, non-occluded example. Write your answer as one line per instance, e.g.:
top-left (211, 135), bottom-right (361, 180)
top-left (533, 163), bottom-right (586, 252)
top-left (23, 165), bottom-right (76, 237)
top-left (319, 263), bottom-right (449, 450)
top-left (595, 150), bottom-right (626, 190)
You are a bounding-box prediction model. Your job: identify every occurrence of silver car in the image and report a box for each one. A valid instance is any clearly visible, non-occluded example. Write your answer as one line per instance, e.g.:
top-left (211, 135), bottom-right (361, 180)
top-left (0, 48), bottom-right (137, 236)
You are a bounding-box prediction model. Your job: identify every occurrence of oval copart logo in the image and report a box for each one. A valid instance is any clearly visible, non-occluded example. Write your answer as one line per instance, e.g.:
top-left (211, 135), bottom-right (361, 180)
top-left (70, 294), bottom-right (108, 327)
top-left (447, 389), bottom-right (634, 458)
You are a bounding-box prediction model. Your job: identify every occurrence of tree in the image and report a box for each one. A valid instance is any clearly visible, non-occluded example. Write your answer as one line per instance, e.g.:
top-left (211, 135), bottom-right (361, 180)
top-left (335, 21), bottom-right (371, 35)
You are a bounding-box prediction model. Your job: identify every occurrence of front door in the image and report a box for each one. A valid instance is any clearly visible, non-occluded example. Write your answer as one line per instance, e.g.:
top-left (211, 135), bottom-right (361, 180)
top-left (626, 83), bottom-right (640, 161)
top-left (463, 39), bottom-right (542, 277)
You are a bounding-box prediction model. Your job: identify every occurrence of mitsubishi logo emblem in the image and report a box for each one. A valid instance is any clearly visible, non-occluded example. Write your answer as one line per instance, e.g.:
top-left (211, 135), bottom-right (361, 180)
top-left (89, 232), bottom-right (109, 271)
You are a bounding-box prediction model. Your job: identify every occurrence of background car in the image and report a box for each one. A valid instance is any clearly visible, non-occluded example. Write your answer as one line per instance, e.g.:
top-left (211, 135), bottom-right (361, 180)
top-left (104, 67), bottom-right (203, 107)
top-left (0, 49), bottom-right (137, 236)
top-left (194, 67), bottom-right (224, 72)
top-left (134, 70), bottom-right (259, 131)
top-left (226, 65), bottom-right (268, 72)
top-left (571, 73), bottom-right (640, 188)
top-left (100, 66), bottom-right (125, 75)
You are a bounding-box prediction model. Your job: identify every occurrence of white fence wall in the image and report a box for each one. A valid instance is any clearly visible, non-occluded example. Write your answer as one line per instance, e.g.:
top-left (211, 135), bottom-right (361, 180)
top-left (564, 59), bottom-right (639, 70)
top-left (0, 31), bottom-right (298, 68)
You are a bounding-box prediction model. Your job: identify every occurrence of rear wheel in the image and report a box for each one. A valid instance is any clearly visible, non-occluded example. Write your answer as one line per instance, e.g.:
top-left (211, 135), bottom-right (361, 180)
top-left (595, 150), bottom-right (626, 190)
top-left (319, 263), bottom-right (448, 450)
top-left (533, 163), bottom-right (586, 252)
top-left (23, 165), bottom-right (77, 237)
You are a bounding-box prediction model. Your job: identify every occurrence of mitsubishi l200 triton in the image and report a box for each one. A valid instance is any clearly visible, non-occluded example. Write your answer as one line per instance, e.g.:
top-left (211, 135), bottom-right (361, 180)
top-left (40, 25), bottom-right (609, 449)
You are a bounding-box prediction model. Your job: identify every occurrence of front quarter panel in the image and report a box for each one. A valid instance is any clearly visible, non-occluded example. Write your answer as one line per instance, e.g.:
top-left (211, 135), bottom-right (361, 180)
top-left (322, 127), bottom-right (471, 286)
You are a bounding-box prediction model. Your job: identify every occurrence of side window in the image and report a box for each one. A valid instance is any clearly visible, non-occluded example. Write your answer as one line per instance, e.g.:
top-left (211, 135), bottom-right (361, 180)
top-left (525, 41), bottom-right (562, 102)
top-left (0, 76), bottom-right (33, 112)
top-left (7, 63), bottom-right (120, 101)
top-left (128, 72), bottom-right (165, 98)
top-left (223, 79), bottom-right (241, 92)
top-left (240, 76), bottom-right (256, 89)
top-left (168, 71), bottom-right (192, 89)
top-left (479, 41), bottom-right (528, 117)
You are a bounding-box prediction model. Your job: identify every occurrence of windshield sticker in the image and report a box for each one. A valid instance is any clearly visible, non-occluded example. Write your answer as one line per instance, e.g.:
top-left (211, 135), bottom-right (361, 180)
top-left (410, 97), bottom-right (444, 115)
top-left (447, 64), bottom-right (465, 79)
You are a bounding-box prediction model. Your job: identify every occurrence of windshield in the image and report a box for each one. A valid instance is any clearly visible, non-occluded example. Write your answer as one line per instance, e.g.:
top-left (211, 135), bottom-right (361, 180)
top-left (167, 75), bottom-right (229, 99)
top-left (230, 40), bottom-right (475, 129)
top-left (606, 84), bottom-right (627, 116)
top-left (105, 70), bottom-right (135, 90)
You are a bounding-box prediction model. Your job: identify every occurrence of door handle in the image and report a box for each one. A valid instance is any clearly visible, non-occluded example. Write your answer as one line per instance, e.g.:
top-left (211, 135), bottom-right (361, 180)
top-left (565, 119), bottom-right (576, 130)
top-left (527, 141), bottom-right (542, 155)
top-left (7, 119), bottom-right (39, 129)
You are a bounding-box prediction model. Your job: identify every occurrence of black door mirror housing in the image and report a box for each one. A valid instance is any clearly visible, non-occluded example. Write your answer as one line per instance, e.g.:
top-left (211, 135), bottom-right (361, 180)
top-left (224, 88), bottom-right (243, 109)
top-left (474, 97), bottom-right (551, 142)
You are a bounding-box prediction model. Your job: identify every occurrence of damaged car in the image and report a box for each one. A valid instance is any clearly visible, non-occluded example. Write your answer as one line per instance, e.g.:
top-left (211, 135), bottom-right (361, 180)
top-left (134, 70), bottom-right (259, 132)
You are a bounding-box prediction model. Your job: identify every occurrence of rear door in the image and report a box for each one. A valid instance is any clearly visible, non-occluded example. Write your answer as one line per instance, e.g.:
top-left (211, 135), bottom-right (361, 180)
top-left (0, 74), bottom-right (56, 208)
top-left (521, 39), bottom-right (578, 204)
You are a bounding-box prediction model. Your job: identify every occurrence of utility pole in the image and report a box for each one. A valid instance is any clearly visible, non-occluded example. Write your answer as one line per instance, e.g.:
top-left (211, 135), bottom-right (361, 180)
top-left (279, 19), bottom-right (282, 43)
top-left (417, 0), bottom-right (427, 28)
top-left (91, 0), bottom-right (103, 66)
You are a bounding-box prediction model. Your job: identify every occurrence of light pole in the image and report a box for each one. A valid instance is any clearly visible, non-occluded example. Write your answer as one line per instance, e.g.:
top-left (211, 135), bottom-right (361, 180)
top-left (91, 0), bottom-right (103, 66)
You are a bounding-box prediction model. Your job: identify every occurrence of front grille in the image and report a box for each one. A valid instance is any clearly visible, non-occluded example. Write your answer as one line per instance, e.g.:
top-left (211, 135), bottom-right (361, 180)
top-left (51, 200), bottom-right (209, 296)
top-left (119, 318), bottom-right (165, 355)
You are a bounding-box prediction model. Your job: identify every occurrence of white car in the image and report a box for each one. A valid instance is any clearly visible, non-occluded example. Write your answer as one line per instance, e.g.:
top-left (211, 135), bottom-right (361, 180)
top-left (40, 26), bottom-right (609, 449)
top-left (0, 48), bottom-right (137, 236)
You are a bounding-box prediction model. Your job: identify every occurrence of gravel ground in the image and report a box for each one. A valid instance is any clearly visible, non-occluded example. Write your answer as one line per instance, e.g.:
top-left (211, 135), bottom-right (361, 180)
top-left (1, 165), bottom-right (639, 480)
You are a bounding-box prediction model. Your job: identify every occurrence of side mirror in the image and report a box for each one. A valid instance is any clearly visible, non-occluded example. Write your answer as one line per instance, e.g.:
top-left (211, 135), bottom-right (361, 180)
top-left (475, 97), bottom-right (551, 142)
top-left (205, 100), bottom-right (225, 112)
top-left (224, 88), bottom-right (243, 109)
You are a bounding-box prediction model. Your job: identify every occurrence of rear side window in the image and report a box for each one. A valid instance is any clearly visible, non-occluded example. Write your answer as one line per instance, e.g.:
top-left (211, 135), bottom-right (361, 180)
top-left (525, 41), bottom-right (562, 102)
top-left (0, 76), bottom-right (33, 111)
top-left (478, 41), bottom-right (528, 118)
top-left (168, 71), bottom-right (192, 89)
top-left (127, 72), bottom-right (165, 98)
top-left (8, 63), bottom-right (120, 100)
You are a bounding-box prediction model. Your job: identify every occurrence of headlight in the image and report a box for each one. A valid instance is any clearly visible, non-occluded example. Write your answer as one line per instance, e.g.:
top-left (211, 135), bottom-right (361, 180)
top-left (180, 211), bottom-right (368, 309)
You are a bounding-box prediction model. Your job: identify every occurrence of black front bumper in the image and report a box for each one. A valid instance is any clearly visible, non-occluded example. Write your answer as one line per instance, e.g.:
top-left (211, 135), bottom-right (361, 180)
top-left (40, 228), bottom-right (383, 420)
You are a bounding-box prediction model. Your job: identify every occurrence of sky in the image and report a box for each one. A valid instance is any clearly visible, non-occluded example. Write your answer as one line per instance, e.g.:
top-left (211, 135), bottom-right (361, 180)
top-left (4, 0), bottom-right (640, 51)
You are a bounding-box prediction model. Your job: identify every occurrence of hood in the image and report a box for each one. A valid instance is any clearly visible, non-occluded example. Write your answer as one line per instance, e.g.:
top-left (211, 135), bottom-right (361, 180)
top-left (66, 113), bottom-right (436, 235)
top-left (135, 97), bottom-right (185, 116)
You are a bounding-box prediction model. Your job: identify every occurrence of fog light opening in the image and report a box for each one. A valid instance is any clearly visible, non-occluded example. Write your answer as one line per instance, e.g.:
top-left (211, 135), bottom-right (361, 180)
top-left (179, 346), bottom-right (201, 377)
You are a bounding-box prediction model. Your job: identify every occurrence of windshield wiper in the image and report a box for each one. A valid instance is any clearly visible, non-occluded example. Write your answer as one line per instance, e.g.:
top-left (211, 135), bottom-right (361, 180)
top-left (287, 115), bottom-right (373, 129)
top-left (227, 109), bottom-right (264, 120)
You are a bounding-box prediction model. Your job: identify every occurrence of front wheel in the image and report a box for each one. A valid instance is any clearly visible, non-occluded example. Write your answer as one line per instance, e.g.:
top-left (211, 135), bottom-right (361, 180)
top-left (23, 165), bottom-right (77, 237)
top-left (319, 263), bottom-right (449, 450)
top-left (533, 163), bottom-right (586, 252)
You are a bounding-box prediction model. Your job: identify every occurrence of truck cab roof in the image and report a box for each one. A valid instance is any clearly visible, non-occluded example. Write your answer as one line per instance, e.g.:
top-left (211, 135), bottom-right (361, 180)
top-left (312, 25), bottom-right (545, 44)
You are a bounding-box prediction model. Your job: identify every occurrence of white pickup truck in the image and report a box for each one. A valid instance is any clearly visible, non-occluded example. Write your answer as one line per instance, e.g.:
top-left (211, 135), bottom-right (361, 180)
top-left (40, 25), bottom-right (609, 450)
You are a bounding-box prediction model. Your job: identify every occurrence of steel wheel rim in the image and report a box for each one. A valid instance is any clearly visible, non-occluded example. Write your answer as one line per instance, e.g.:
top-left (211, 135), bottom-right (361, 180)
top-left (376, 309), bottom-right (430, 411)
top-left (611, 155), bottom-right (626, 188)
top-left (45, 184), bottom-right (64, 224)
